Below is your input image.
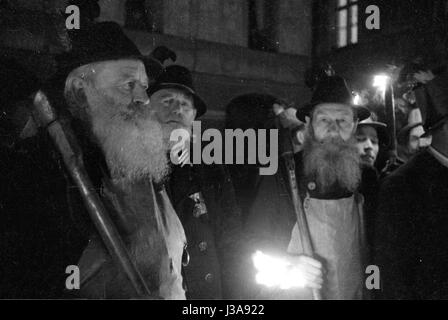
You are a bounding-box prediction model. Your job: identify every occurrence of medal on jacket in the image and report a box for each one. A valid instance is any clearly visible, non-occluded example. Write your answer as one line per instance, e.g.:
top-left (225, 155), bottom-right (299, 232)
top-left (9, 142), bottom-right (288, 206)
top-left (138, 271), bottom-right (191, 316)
top-left (189, 192), bottom-right (207, 218)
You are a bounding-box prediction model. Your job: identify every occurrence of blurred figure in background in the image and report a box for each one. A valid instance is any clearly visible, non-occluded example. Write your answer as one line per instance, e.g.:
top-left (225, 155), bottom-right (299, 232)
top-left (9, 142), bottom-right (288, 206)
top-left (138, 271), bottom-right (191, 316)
top-left (397, 108), bottom-right (432, 162)
top-left (225, 94), bottom-right (278, 225)
top-left (356, 115), bottom-right (389, 169)
top-left (375, 64), bottom-right (448, 299)
top-left (355, 114), bottom-right (389, 256)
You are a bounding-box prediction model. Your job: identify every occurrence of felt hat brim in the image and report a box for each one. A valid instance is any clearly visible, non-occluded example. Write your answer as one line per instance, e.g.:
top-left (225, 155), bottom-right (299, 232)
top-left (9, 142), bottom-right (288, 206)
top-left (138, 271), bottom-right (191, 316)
top-left (358, 121), bottom-right (390, 146)
top-left (296, 102), bottom-right (370, 122)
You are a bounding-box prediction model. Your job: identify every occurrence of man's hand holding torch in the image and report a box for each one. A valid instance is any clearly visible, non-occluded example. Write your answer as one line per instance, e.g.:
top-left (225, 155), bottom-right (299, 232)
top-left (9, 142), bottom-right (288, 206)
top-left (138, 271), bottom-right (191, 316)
top-left (253, 251), bottom-right (324, 291)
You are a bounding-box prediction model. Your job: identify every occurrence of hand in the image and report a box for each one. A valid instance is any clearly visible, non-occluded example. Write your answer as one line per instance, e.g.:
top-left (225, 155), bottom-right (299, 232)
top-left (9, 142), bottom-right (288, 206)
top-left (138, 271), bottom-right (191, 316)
top-left (414, 70), bottom-right (435, 84)
top-left (285, 255), bottom-right (324, 290)
top-left (273, 103), bottom-right (286, 116)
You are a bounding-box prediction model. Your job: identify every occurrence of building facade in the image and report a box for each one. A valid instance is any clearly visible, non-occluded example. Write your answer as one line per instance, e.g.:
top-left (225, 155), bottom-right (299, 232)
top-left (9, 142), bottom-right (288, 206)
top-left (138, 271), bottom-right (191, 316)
top-left (312, 0), bottom-right (448, 92)
top-left (1, 0), bottom-right (314, 127)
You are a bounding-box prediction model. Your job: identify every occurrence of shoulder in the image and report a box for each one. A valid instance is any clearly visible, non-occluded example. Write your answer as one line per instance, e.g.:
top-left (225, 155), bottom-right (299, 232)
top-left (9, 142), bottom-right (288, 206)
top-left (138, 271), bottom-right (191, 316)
top-left (383, 150), bottom-right (432, 185)
top-left (377, 151), bottom-right (434, 209)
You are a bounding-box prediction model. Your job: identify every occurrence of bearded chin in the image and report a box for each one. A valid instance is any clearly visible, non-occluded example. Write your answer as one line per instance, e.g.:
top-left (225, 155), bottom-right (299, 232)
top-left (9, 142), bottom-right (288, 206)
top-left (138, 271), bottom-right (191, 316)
top-left (89, 103), bottom-right (170, 184)
top-left (303, 130), bottom-right (361, 194)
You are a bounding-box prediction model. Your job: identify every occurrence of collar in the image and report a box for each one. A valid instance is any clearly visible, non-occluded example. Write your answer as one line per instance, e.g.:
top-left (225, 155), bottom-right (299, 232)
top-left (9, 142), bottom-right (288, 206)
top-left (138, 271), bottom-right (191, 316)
top-left (428, 146), bottom-right (448, 168)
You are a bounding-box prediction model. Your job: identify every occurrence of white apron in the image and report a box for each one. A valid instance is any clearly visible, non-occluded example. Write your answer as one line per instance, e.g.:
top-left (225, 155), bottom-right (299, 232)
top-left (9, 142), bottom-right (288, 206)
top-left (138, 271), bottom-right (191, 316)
top-left (286, 193), bottom-right (365, 300)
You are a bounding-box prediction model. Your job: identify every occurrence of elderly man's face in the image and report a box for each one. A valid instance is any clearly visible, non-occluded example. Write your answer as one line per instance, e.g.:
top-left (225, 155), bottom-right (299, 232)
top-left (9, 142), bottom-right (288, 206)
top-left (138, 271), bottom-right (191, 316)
top-left (79, 59), bottom-right (170, 183)
top-left (149, 88), bottom-right (197, 132)
top-left (309, 103), bottom-right (357, 142)
top-left (303, 103), bottom-right (361, 193)
top-left (88, 59), bottom-right (150, 118)
top-left (356, 126), bottom-right (379, 167)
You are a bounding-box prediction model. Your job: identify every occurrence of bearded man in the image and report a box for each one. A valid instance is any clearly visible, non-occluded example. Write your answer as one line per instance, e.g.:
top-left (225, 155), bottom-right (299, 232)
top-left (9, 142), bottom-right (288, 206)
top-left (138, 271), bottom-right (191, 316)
top-left (244, 75), bottom-right (370, 300)
top-left (49, 23), bottom-right (187, 299)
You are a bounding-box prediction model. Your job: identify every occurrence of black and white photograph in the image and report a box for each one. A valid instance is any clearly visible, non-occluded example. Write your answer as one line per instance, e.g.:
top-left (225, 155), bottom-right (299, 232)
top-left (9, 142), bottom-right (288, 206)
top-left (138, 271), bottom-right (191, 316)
top-left (1, 0), bottom-right (448, 309)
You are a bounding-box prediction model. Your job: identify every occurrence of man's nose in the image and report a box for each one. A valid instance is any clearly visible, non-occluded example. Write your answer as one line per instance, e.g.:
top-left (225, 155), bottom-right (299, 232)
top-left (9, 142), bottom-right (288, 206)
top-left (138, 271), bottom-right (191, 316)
top-left (327, 120), bottom-right (340, 133)
top-left (170, 100), bottom-right (183, 114)
top-left (132, 85), bottom-right (150, 106)
top-left (364, 139), bottom-right (374, 150)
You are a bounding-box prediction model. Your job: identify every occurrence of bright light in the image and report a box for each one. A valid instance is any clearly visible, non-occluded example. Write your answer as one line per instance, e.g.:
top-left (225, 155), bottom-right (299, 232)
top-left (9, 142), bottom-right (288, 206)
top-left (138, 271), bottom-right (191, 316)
top-left (373, 75), bottom-right (390, 92)
top-left (353, 93), bottom-right (362, 106)
top-left (252, 251), bottom-right (306, 290)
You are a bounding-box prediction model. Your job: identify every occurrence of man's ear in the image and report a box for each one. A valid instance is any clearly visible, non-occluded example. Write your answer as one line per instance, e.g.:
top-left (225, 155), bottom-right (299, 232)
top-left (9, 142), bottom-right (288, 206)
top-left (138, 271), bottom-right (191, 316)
top-left (72, 77), bottom-right (88, 107)
top-left (305, 116), bottom-right (311, 126)
top-left (192, 109), bottom-right (198, 120)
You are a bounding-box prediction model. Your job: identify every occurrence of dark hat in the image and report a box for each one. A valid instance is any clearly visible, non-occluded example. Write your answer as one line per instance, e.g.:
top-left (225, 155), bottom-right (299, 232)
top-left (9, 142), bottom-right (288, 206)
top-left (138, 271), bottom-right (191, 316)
top-left (296, 75), bottom-right (370, 122)
top-left (0, 59), bottom-right (40, 108)
top-left (225, 94), bottom-right (278, 130)
top-left (0, 59), bottom-right (40, 141)
top-left (147, 65), bottom-right (207, 118)
top-left (358, 117), bottom-right (390, 146)
top-left (414, 72), bottom-right (448, 133)
top-left (56, 21), bottom-right (163, 82)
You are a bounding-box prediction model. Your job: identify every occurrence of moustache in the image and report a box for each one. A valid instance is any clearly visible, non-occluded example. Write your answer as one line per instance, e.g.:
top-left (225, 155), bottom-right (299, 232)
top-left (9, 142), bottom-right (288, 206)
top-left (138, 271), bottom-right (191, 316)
top-left (118, 102), bottom-right (151, 121)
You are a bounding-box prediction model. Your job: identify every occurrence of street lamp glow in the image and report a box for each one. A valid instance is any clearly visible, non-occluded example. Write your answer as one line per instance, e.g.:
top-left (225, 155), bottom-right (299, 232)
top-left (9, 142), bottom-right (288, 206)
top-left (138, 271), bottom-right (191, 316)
top-left (252, 251), bottom-right (306, 290)
top-left (373, 75), bottom-right (390, 92)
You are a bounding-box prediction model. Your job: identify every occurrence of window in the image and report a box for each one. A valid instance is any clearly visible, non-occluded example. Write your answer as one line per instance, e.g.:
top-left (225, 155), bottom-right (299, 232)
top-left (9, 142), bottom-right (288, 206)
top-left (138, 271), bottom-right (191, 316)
top-left (336, 0), bottom-right (358, 48)
top-left (248, 0), bottom-right (279, 52)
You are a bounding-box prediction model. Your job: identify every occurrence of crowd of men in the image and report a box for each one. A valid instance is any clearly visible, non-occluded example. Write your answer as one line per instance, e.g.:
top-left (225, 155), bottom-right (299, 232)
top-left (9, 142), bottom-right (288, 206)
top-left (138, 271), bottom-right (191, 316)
top-left (1, 17), bottom-right (448, 300)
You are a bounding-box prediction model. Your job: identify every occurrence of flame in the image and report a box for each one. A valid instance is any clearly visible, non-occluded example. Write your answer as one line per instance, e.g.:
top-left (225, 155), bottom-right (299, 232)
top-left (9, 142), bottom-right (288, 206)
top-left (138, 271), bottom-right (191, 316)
top-left (252, 251), bottom-right (306, 290)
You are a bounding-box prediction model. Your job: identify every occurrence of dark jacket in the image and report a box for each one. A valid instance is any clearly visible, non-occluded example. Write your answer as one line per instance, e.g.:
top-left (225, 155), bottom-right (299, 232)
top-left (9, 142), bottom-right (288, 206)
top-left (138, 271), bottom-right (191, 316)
top-left (360, 166), bottom-right (381, 258)
top-left (167, 164), bottom-right (243, 299)
top-left (374, 149), bottom-right (448, 299)
top-left (0, 133), bottom-right (89, 298)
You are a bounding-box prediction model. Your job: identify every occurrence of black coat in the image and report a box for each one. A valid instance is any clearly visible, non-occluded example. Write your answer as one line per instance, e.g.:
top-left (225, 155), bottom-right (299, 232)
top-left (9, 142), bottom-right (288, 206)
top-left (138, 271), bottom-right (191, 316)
top-left (374, 149), bottom-right (448, 299)
top-left (359, 166), bottom-right (380, 258)
top-left (0, 134), bottom-right (89, 298)
top-left (167, 164), bottom-right (243, 299)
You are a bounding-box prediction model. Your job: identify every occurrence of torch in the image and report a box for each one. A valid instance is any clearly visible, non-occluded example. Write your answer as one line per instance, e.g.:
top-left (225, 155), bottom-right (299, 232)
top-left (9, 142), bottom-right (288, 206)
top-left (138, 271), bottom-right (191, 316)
top-left (31, 90), bottom-right (151, 298)
top-left (256, 104), bottom-right (322, 300)
top-left (373, 75), bottom-right (403, 174)
top-left (252, 251), bottom-right (307, 290)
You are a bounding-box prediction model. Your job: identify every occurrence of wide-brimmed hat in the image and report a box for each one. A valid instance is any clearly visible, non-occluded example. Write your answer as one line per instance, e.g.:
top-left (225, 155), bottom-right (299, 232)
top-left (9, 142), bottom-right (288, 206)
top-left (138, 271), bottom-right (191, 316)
top-left (297, 75), bottom-right (370, 122)
top-left (357, 117), bottom-right (390, 146)
top-left (147, 65), bottom-right (207, 118)
top-left (55, 21), bottom-right (163, 82)
top-left (0, 59), bottom-right (40, 108)
top-left (413, 71), bottom-right (448, 134)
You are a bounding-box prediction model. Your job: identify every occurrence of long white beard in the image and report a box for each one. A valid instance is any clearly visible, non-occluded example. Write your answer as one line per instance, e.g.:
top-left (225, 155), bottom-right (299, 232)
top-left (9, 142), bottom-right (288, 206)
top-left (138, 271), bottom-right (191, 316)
top-left (86, 88), bottom-right (170, 183)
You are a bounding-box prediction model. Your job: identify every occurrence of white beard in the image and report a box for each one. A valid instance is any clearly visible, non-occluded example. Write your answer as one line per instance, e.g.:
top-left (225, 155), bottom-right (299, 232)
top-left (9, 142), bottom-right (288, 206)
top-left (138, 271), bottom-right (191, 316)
top-left (85, 87), bottom-right (170, 184)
